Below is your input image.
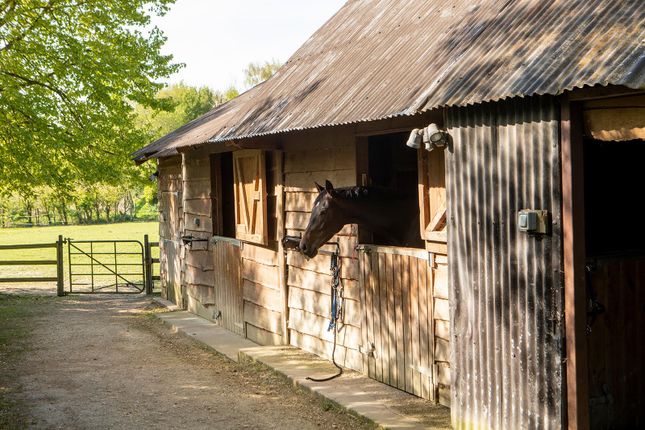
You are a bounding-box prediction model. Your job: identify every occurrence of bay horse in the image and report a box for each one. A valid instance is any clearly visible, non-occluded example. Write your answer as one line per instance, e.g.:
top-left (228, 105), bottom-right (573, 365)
top-left (299, 180), bottom-right (422, 258)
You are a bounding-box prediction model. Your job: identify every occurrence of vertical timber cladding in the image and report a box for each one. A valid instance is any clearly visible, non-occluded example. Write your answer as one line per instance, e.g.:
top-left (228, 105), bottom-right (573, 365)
top-left (360, 249), bottom-right (450, 403)
top-left (179, 145), bottom-right (285, 346)
top-left (182, 151), bottom-right (216, 316)
top-left (283, 126), bottom-right (364, 372)
top-left (446, 96), bottom-right (564, 429)
top-left (240, 150), bottom-right (285, 346)
top-left (158, 156), bottom-right (183, 305)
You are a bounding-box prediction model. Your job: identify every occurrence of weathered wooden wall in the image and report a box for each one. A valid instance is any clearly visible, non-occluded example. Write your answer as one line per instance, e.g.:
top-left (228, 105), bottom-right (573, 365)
top-left (282, 126), bottom-right (364, 371)
top-left (241, 151), bottom-right (284, 346)
top-left (210, 239), bottom-right (244, 335)
top-left (157, 114), bottom-right (453, 402)
top-left (182, 150), bottom-right (216, 317)
top-left (432, 254), bottom-right (450, 405)
top-left (359, 247), bottom-right (450, 405)
top-left (587, 257), bottom-right (644, 430)
top-left (158, 147), bottom-right (285, 346)
top-left (158, 155), bottom-right (183, 305)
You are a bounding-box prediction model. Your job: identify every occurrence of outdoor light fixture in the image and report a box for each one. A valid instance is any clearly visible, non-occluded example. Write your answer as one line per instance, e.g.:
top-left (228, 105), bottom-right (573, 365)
top-left (407, 124), bottom-right (450, 151)
top-left (406, 128), bottom-right (423, 149)
top-left (424, 123), bottom-right (450, 150)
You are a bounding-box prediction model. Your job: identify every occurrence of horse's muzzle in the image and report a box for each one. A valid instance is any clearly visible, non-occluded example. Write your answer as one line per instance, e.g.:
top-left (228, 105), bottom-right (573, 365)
top-left (298, 241), bottom-right (318, 259)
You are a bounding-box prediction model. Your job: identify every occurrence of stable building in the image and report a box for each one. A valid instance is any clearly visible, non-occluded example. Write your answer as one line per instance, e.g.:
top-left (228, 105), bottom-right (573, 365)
top-left (133, 1), bottom-right (645, 428)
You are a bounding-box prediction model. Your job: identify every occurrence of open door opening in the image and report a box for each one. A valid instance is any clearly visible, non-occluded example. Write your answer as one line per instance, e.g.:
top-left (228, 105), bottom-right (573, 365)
top-left (357, 132), bottom-right (424, 248)
top-left (583, 137), bottom-right (645, 429)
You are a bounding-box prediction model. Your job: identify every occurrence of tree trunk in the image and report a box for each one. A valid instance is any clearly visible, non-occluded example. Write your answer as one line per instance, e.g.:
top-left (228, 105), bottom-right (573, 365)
top-left (59, 205), bottom-right (69, 225)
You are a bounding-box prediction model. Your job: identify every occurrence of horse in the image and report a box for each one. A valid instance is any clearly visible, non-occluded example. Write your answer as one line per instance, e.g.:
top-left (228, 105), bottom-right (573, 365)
top-left (299, 180), bottom-right (422, 258)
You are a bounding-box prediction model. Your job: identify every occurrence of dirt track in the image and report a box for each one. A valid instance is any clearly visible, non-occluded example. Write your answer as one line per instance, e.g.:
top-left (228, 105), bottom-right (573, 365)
top-left (1, 295), bottom-right (374, 429)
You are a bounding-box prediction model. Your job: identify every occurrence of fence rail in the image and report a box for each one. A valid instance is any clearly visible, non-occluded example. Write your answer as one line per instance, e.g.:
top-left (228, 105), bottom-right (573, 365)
top-left (1, 234), bottom-right (158, 296)
top-left (0, 235), bottom-right (64, 296)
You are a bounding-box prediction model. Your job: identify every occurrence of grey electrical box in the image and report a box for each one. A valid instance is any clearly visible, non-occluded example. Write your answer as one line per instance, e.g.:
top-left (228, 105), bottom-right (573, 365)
top-left (518, 210), bottom-right (549, 234)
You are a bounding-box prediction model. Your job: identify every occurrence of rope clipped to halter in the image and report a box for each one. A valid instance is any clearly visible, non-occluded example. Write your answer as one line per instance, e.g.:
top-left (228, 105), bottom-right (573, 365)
top-left (306, 244), bottom-right (344, 382)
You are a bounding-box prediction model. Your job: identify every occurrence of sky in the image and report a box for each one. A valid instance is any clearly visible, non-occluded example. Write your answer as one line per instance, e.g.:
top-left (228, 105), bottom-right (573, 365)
top-left (151, 0), bottom-right (347, 92)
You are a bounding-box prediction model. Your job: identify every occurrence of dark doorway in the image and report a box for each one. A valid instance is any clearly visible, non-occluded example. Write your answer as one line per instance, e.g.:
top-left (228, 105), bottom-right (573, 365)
top-left (356, 132), bottom-right (423, 248)
top-left (211, 152), bottom-right (235, 237)
top-left (583, 138), bottom-right (645, 429)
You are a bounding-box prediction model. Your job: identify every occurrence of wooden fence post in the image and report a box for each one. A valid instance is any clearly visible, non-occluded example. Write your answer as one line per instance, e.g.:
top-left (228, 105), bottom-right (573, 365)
top-left (144, 234), bottom-right (152, 295)
top-left (56, 235), bottom-right (64, 297)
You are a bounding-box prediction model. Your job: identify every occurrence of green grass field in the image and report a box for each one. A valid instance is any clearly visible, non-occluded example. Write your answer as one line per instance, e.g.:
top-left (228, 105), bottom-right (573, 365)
top-left (0, 222), bottom-right (159, 294)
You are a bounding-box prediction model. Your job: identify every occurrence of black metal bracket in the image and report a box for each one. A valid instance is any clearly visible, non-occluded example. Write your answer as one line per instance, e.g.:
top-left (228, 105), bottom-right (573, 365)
top-left (281, 234), bottom-right (340, 257)
top-left (282, 235), bottom-right (302, 250)
top-left (181, 235), bottom-right (209, 246)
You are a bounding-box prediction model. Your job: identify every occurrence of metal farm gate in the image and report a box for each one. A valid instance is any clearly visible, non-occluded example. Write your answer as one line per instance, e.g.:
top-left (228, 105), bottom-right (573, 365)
top-left (66, 236), bottom-right (159, 294)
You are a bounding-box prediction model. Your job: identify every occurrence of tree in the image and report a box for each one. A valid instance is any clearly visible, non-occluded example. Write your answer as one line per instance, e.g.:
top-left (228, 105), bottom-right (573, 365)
top-left (0, 0), bottom-right (181, 194)
top-left (243, 60), bottom-right (282, 88)
top-left (136, 83), bottom-right (222, 140)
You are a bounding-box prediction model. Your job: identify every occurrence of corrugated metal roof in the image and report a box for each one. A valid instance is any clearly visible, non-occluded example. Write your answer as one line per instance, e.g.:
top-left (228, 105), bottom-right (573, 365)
top-left (133, 0), bottom-right (645, 162)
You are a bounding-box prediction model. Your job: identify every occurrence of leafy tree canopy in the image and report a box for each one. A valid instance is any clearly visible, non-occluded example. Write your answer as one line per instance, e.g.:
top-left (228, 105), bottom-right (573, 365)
top-left (0, 0), bottom-right (181, 194)
top-left (243, 60), bottom-right (281, 88)
top-left (135, 82), bottom-right (238, 141)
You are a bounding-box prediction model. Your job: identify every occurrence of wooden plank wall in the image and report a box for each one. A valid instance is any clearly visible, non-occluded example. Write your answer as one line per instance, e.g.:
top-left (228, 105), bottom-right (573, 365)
top-left (212, 240), bottom-right (244, 335)
top-left (587, 257), bottom-right (644, 429)
top-left (282, 127), bottom-right (364, 372)
top-left (360, 250), bottom-right (433, 398)
top-left (158, 156), bottom-right (183, 305)
top-left (159, 148), bottom-right (284, 345)
top-left (181, 151), bottom-right (216, 317)
top-left (241, 151), bottom-right (284, 346)
top-left (359, 249), bottom-right (450, 406)
top-left (432, 254), bottom-right (450, 406)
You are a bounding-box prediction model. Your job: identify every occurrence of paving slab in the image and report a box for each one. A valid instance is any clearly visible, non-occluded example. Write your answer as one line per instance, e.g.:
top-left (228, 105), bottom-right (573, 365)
top-left (152, 296), bottom-right (181, 311)
top-left (157, 310), bottom-right (258, 362)
top-left (153, 306), bottom-right (450, 429)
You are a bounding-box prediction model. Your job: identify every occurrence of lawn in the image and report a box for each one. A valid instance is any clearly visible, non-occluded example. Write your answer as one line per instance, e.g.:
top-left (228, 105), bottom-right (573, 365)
top-left (0, 222), bottom-right (159, 294)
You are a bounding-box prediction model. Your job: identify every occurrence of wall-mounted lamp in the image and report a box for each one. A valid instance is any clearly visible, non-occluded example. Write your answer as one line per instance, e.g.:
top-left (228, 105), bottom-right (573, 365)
top-left (406, 128), bottom-right (423, 149)
top-left (406, 124), bottom-right (450, 151)
top-left (424, 123), bottom-right (449, 149)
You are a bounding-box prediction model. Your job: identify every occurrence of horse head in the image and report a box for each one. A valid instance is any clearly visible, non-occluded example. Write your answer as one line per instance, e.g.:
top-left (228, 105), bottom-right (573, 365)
top-left (299, 180), bottom-right (346, 258)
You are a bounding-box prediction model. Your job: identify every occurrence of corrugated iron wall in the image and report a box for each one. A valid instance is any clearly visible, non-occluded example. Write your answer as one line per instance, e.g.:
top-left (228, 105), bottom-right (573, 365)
top-left (446, 96), bottom-right (564, 429)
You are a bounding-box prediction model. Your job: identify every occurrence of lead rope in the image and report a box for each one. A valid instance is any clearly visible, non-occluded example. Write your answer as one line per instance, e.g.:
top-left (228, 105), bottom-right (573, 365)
top-left (306, 245), bottom-right (343, 382)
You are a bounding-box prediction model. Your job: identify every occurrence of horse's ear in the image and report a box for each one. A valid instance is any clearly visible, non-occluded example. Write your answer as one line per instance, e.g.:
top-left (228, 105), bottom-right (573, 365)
top-left (314, 182), bottom-right (325, 193)
top-left (325, 180), bottom-right (334, 194)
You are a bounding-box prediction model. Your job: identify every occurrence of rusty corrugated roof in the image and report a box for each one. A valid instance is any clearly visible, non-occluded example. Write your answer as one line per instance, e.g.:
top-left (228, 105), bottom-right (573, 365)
top-left (133, 0), bottom-right (645, 162)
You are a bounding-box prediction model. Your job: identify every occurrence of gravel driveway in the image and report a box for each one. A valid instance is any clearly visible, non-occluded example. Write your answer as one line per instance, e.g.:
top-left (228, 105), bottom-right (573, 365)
top-left (0, 294), bottom-right (374, 429)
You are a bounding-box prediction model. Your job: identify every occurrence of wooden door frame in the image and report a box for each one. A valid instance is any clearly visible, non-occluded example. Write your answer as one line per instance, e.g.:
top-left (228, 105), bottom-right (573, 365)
top-left (560, 96), bottom-right (590, 429)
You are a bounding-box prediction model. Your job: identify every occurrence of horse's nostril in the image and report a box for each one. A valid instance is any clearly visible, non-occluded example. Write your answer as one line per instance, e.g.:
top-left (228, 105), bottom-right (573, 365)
top-left (301, 243), bottom-right (308, 252)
